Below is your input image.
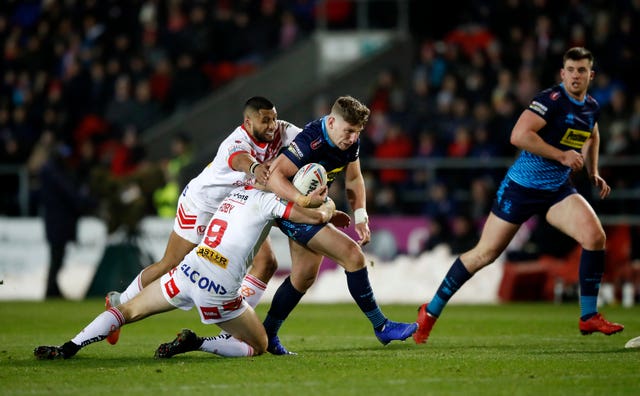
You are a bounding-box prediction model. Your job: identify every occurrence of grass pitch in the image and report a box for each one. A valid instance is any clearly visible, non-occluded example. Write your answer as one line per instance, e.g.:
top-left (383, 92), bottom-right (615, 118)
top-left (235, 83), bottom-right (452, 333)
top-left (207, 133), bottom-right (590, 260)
top-left (0, 300), bottom-right (638, 396)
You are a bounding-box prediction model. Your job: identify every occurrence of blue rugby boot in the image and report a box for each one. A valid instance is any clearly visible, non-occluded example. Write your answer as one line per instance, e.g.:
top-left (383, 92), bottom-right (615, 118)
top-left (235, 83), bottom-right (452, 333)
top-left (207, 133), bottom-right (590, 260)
top-left (267, 335), bottom-right (297, 355)
top-left (374, 319), bottom-right (418, 345)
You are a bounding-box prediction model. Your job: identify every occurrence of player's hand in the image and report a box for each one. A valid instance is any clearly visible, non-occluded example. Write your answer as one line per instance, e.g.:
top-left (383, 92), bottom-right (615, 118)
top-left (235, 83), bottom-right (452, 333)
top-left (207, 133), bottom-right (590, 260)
top-left (254, 163), bottom-right (270, 185)
top-left (307, 185), bottom-right (328, 208)
top-left (330, 210), bottom-right (351, 228)
top-left (355, 221), bottom-right (371, 246)
top-left (591, 174), bottom-right (611, 199)
top-left (559, 150), bottom-right (584, 171)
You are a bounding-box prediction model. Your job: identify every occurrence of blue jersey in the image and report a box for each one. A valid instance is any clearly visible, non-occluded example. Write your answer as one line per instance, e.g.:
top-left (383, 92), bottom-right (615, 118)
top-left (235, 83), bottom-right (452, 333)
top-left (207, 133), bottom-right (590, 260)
top-left (277, 116), bottom-right (360, 245)
top-left (506, 83), bottom-right (600, 190)
top-left (282, 117), bottom-right (360, 186)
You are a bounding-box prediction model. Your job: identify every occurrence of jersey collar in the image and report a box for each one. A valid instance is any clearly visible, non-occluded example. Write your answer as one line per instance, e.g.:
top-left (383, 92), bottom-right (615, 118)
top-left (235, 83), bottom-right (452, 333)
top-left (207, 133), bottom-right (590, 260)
top-left (559, 83), bottom-right (586, 105)
top-left (241, 124), bottom-right (268, 148)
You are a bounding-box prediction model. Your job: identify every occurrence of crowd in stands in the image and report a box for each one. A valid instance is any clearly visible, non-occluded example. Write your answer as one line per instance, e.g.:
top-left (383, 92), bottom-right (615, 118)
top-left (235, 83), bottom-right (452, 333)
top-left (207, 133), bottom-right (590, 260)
top-left (0, 0), bottom-right (319, 221)
top-left (353, 0), bottom-right (640, 255)
top-left (0, 1), bottom-right (639, 257)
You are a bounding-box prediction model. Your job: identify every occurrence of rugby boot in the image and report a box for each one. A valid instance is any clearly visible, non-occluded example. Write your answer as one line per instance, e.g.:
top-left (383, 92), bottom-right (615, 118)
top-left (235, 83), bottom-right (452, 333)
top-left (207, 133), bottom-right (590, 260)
top-left (375, 319), bottom-right (418, 345)
top-left (105, 291), bottom-right (122, 345)
top-left (155, 329), bottom-right (203, 358)
top-left (579, 313), bottom-right (624, 335)
top-left (413, 303), bottom-right (437, 344)
top-left (267, 335), bottom-right (297, 355)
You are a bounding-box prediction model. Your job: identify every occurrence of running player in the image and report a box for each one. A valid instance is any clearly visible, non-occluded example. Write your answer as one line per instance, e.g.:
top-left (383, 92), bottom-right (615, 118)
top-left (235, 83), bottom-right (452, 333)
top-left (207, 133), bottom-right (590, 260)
top-left (261, 95), bottom-right (417, 354)
top-left (34, 183), bottom-right (340, 359)
top-left (103, 96), bottom-right (314, 344)
top-left (413, 47), bottom-right (624, 344)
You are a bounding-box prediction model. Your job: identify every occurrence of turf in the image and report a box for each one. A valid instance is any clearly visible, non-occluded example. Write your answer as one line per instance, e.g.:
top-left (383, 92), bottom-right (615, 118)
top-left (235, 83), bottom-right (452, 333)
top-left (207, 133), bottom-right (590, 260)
top-left (0, 300), bottom-right (638, 396)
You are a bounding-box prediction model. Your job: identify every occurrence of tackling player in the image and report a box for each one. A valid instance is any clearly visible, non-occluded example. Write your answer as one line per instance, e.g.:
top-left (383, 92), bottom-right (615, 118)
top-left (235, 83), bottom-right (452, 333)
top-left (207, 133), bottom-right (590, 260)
top-left (413, 47), bottom-right (624, 344)
top-left (102, 96), bottom-right (316, 344)
top-left (34, 184), bottom-right (342, 359)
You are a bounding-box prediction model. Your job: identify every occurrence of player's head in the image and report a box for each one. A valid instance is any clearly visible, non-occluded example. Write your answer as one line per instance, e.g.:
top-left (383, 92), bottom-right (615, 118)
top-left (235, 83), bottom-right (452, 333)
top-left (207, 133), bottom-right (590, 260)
top-left (326, 96), bottom-right (370, 150)
top-left (243, 96), bottom-right (277, 143)
top-left (560, 47), bottom-right (595, 100)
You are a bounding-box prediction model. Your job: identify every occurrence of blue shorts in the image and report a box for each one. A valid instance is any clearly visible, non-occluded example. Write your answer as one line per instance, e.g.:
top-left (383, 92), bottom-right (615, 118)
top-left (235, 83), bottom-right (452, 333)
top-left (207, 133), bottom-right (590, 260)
top-left (491, 177), bottom-right (577, 224)
top-left (276, 219), bottom-right (325, 245)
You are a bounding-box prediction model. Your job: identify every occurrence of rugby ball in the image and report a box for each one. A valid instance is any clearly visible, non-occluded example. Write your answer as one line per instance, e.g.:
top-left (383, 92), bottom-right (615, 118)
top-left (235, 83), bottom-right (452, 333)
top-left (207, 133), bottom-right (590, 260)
top-left (293, 163), bottom-right (328, 195)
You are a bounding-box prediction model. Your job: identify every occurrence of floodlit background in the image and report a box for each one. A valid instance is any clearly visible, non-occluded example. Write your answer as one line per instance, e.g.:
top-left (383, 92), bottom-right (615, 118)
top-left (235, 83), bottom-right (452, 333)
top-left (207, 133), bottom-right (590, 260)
top-left (0, 0), bottom-right (638, 303)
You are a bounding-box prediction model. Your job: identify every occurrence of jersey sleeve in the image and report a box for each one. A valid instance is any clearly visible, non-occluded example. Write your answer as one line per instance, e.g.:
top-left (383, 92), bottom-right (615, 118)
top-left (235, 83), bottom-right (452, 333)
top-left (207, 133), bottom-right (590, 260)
top-left (527, 88), bottom-right (557, 123)
top-left (225, 137), bottom-right (253, 170)
top-left (260, 191), bottom-right (295, 221)
top-left (278, 120), bottom-right (302, 148)
top-left (282, 130), bottom-right (314, 168)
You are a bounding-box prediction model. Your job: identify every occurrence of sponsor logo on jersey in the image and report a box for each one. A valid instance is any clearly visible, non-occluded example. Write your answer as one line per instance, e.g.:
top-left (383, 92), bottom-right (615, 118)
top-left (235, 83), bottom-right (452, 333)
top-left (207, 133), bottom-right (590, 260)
top-left (164, 277), bottom-right (180, 298)
top-left (310, 137), bottom-right (322, 150)
top-left (198, 296), bottom-right (244, 320)
top-left (287, 141), bottom-right (303, 159)
top-left (327, 167), bottom-right (345, 183)
top-left (180, 262), bottom-right (228, 294)
top-left (200, 306), bottom-right (222, 320)
top-left (565, 113), bottom-right (575, 125)
top-left (560, 128), bottom-right (591, 149)
top-left (529, 100), bottom-right (548, 115)
top-left (227, 145), bottom-right (246, 156)
top-left (197, 246), bottom-right (229, 269)
top-left (550, 91), bottom-right (561, 101)
top-left (231, 191), bottom-right (248, 201)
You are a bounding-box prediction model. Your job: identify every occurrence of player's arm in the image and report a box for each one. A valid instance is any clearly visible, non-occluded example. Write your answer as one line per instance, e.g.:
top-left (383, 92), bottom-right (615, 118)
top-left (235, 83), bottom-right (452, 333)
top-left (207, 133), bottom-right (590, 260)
top-left (344, 159), bottom-right (371, 246)
top-left (582, 122), bottom-right (610, 199)
top-left (266, 154), bottom-right (326, 208)
top-left (230, 152), bottom-right (269, 185)
top-left (287, 198), bottom-right (336, 224)
top-left (510, 110), bottom-right (584, 171)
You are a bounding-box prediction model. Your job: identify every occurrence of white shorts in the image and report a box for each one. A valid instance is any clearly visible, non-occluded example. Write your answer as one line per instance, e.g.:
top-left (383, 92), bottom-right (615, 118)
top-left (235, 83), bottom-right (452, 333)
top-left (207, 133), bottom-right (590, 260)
top-left (160, 261), bottom-right (248, 325)
top-left (173, 193), bottom-right (214, 244)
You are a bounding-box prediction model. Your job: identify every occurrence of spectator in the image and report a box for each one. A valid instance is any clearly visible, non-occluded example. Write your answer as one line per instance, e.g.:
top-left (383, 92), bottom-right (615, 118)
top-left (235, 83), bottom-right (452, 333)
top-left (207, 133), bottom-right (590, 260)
top-left (153, 132), bottom-right (193, 218)
top-left (104, 75), bottom-right (135, 134)
top-left (110, 125), bottom-right (147, 178)
top-left (373, 122), bottom-right (413, 186)
top-left (40, 142), bottom-right (95, 298)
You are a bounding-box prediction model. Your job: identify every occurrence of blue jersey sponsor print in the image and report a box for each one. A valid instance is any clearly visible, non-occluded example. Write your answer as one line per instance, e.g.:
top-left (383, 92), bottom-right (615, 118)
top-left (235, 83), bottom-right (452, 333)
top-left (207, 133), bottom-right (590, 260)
top-left (507, 83), bottom-right (599, 190)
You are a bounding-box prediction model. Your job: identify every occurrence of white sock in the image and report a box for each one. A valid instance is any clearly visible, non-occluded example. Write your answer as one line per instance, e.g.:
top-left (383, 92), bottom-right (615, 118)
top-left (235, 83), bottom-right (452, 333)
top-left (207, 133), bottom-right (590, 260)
top-left (119, 270), bottom-right (144, 305)
top-left (71, 308), bottom-right (125, 347)
top-left (200, 334), bottom-right (254, 357)
top-left (241, 274), bottom-right (267, 309)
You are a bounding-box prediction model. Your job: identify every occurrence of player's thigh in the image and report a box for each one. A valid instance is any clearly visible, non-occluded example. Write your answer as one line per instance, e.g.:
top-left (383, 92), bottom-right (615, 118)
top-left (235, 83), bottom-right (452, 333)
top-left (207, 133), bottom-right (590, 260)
top-left (251, 236), bottom-right (278, 274)
top-left (159, 231), bottom-right (197, 268)
top-left (141, 231), bottom-right (197, 287)
top-left (461, 212), bottom-right (520, 272)
top-left (217, 307), bottom-right (267, 353)
top-left (288, 239), bottom-right (323, 289)
top-left (119, 278), bottom-right (175, 322)
top-left (307, 224), bottom-right (364, 271)
top-left (546, 194), bottom-right (605, 249)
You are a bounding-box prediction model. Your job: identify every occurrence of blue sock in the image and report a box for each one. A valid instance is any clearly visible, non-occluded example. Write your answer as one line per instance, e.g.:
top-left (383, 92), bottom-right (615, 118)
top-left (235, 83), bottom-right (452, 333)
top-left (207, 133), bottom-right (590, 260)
top-left (263, 276), bottom-right (304, 337)
top-left (579, 249), bottom-right (605, 321)
top-left (345, 267), bottom-right (387, 330)
top-left (427, 258), bottom-right (472, 317)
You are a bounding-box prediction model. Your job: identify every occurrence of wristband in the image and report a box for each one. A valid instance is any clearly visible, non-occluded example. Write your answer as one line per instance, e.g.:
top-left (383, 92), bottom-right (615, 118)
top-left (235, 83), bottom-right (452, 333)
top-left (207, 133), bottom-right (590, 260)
top-left (354, 208), bottom-right (368, 224)
top-left (249, 162), bottom-right (259, 175)
top-left (295, 194), bottom-right (311, 208)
